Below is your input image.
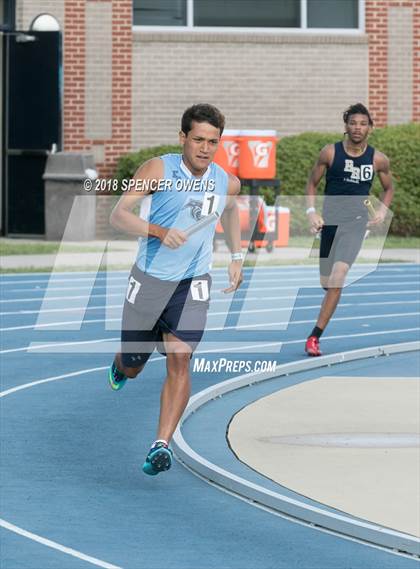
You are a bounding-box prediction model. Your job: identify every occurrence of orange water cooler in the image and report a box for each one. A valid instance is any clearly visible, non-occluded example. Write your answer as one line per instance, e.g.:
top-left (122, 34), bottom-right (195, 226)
top-left (265, 206), bottom-right (290, 248)
top-left (238, 130), bottom-right (277, 179)
top-left (213, 129), bottom-right (241, 176)
top-left (214, 129), bottom-right (284, 252)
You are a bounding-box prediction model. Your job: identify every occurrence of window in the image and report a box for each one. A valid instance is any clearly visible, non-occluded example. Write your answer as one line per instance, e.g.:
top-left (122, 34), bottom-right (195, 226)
top-left (0, 0), bottom-right (16, 31)
top-left (134, 0), bottom-right (362, 31)
top-left (194, 1), bottom-right (299, 28)
top-left (133, 0), bottom-right (186, 27)
top-left (307, 0), bottom-right (358, 28)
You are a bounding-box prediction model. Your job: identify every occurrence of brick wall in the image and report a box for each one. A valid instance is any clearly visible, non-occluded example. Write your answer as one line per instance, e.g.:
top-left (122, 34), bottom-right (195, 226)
top-left (132, 32), bottom-right (369, 148)
top-left (388, 6), bottom-right (413, 124)
top-left (85, 2), bottom-right (112, 140)
top-left (16, 1), bottom-right (419, 173)
top-left (412, 2), bottom-right (420, 122)
top-left (365, 0), bottom-right (388, 126)
top-left (366, 0), bottom-right (419, 126)
top-left (63, 0), bottom-right (132, 178)
top-left (108, 0), bottom-right (132, 178)
top-left (95, 195), bottom-right (120, 239)
top-left (15, 0), bottom-right (65, 29)
top-left (14, 1), bottom-right (419, 239)
top-left (63, 0), bottom-right (86, 153)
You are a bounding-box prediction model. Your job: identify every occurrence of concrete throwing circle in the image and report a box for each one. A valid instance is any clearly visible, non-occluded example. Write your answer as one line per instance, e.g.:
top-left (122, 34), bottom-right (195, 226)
top-left (228, 375), bottom-right (420, 537)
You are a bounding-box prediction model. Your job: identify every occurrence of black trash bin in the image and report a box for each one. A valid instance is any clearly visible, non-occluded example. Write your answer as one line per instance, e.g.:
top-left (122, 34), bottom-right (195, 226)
top-left (43, 152), bottom-right (97, 240)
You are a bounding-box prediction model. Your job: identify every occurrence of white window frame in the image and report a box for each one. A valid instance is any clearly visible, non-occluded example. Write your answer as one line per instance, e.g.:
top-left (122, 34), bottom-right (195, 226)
top-left (133, 0), bottom-right (365, 34)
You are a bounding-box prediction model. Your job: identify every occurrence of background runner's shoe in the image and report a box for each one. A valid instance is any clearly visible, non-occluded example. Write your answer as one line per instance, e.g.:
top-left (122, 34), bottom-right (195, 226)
top-left (305, 336), bottom-right (322, 357)
top-left (108, 362), bottom-right (127, 391)
top-left (142, 442), bottom-right (173, 476)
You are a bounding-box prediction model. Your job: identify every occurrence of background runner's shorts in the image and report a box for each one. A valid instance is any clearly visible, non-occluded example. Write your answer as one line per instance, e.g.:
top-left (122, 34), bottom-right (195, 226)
top-left (320, 217), bottom-right (367, 277)
top-left (120, 265), bottom-right (212, 368)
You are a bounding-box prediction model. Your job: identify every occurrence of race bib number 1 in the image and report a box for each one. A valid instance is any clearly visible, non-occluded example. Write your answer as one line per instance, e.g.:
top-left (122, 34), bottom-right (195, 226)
top-left (126, 276), bottom-right (141, 304)
top-left (201, 193), bottom-right (220, 216)
top-left (191, 279), bottom-right (209, 301)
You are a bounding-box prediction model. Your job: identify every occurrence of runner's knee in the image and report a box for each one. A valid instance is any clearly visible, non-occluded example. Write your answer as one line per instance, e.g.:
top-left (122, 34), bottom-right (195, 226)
top-left (320, 275), bottom-right (329, 290)
top-left (116, 354), bottom-right (145, 378)
top-left (167, 351), bottom-right (191, 377)
top-left (123, 364), bottom-right (145, 378)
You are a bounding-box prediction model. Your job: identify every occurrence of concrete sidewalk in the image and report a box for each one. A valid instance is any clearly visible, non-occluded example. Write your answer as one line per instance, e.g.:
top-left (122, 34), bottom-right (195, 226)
top-left (1, 239), bottom-right (419, 271)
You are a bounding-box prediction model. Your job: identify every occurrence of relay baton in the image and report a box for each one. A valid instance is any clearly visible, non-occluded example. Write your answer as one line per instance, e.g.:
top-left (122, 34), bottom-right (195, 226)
top-left (364, 199), bottom-right (376, 218)
top-left (184, 211), bottom-right (220, 236)
top-left (315, 215), bottom-right (324, 234)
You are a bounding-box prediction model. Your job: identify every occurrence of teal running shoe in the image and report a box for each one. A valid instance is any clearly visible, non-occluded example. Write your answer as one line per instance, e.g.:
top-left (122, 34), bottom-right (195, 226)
top-left (108, 361), bottom-right (127, 391)
top-left (142, 442), bottom-right (173, 476)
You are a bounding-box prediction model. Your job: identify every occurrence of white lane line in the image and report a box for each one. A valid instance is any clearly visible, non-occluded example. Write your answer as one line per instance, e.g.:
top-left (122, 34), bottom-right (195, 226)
top-left (2, 283), bottom-right (419, 305)
top-left (2, 267), bottom-right (418, 291)
top-left (1, 327), bottom-right (419, 357)
top-left (1, 305), bottom-right (121, 316)
top-left (1, 265), bottom-right (417, 286)
top-left (207, 311), bottom-right (420, 331)
top-left (0, 367), bottom-right (107, 398)
top-left (0, 275), bottom-right (128, 286)
top-left (209, 300), bottom-right (420, 317)
top-left (3, 330), bottom-right (419, 397)
top-left (213, 281), bottom-right (420, 293)
top-left (0, 293), bottom-right (123, 304)
top-left (207, 283), bottom-right (420, 297)
top-left (0, 521), bottom-right (121, 569)
top-left (203, 328), bottom-right (420, 350)
top-left (2, 308), bottom-right (419, 333)
top-left (1, 288), bottom-right (419, 312)
top-left (3, 274), bottom-right (419, 295)
top-left (1, 318), bottom-right (118, 332)
top-left (2, 332), bottom-right (416, 399)
top-left (0, 520), bottom-right (122, 569)
top-left (0, 269), bottom-right (128, 279)
top-left (2, 283), bottom-right (129, 293)
top-left (3, 297), bottom-right (419, 317)
top-left (0, 337), bottom-right (120, 355)
top-left (0, 365), bottom-right (129, 568)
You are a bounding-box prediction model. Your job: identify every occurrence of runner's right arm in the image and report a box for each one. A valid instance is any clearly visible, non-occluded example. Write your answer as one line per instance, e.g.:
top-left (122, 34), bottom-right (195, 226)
top-left (305, 145), bottom-right (333, 233)
top-left (110, 158), bottom-right (187, 248)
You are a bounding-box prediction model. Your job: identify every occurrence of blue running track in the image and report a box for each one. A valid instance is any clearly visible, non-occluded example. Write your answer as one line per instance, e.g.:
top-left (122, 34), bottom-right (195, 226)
top-left (0, 263), bottom-right (419, 568)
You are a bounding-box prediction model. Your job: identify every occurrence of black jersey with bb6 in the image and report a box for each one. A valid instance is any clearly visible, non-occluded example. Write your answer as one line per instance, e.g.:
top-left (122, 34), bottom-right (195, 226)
top-left (323, 142), bottom-right (375, 223)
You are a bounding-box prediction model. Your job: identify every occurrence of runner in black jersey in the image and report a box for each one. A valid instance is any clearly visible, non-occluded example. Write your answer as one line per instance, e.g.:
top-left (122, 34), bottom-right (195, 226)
top-left (304, 103), bottom-right (394, 356)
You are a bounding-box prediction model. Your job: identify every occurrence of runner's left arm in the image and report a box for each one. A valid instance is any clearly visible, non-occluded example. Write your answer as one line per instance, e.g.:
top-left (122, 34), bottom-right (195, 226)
top-left (370, 152), bottom-right (395, 225)
top-left (220, 174), bottom-right (243, 293)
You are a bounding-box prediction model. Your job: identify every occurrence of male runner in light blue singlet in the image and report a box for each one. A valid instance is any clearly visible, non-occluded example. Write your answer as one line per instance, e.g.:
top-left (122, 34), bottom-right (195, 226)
top-left (108, 104), bottom-right (243, 475)
top-left (305, 103), bottom-right (394, 356)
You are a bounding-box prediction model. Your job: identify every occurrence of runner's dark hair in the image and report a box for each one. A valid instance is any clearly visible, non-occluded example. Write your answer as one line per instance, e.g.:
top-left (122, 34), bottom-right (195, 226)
top-left (343, 103), bottom-right (373, 126)
top-left (181, 104), bottom-right (225, 136)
